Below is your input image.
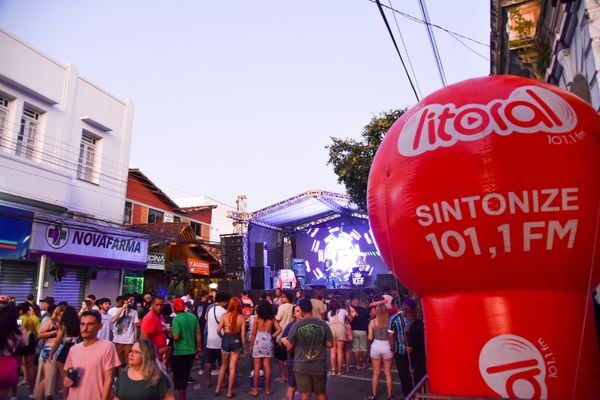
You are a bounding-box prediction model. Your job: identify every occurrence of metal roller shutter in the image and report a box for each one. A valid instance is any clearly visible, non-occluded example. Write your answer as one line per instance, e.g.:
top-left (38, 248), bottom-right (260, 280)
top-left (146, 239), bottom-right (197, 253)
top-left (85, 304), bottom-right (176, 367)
top-left (0, 261), bottom-right (38, 303)
top-left (53, 267), bottom-right (86, 307)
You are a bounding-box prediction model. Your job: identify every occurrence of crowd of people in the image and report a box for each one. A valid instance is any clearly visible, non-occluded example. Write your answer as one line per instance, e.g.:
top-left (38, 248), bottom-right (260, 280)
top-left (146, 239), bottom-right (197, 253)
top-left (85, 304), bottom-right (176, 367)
top-left (0, 285), bottom-right (425, 400)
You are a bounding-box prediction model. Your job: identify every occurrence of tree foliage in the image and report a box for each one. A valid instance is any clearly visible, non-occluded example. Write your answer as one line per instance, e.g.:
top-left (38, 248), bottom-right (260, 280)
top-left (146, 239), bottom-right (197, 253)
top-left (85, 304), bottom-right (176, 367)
top-left (326, 109), bottom-right (406, 211)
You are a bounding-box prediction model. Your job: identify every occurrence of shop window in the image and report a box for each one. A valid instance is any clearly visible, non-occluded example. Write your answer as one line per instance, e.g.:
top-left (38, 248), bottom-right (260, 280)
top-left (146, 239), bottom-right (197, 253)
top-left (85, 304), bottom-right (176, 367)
top-left (0, 96), bottom-right (8, 149)
top-left (148, 208), bottom-right (164, 224)
top-left (124, 201), bottom-right (132, 225)
top-left (16, 107), bottom-right (41, 160)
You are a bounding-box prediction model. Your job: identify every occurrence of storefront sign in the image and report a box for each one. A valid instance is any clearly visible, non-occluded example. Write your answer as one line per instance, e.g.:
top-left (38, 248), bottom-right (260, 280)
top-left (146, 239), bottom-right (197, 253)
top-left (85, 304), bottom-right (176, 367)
top-left (147, 252), bottom-right (165, 270)
top-left (0, 205), bottom-right (33, 259)
top-left (187, 258), bottom-right (209, 275)
top-left (30, 218), bottom-right (148, 268)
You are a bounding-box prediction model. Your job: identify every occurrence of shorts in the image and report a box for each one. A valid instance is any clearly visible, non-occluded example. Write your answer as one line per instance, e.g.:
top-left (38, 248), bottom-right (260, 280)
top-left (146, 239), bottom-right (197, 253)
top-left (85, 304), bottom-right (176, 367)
top-left (172, 354), bottom-right (195, 390)
top-left (351, 330), bottom-right (368, 352)
top-left (221, 333), bottom-right (242, 353)
top-left (295, 372), bottom-right (326, 394)
top-left (0, 355), bottom-right (18, 388)
top-left (329, 322), bottom-right (347, 341)
top-left (206, 348), bottom-right (221, 364)
top-left (370, 339), bottom-right (393, 360)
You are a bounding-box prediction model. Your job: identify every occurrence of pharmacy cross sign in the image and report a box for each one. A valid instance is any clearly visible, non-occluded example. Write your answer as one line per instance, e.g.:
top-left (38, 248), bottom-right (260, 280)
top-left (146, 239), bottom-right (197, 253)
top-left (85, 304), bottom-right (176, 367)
top-left (46, 224), bottom-right (69, 249)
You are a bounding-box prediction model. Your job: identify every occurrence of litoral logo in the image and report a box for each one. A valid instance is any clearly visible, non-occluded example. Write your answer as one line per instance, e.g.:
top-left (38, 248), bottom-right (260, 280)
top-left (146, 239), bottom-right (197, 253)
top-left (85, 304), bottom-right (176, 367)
top-left (397, 85), bottom-right (577, 156)
top-left (46, 224), bottom-right (69, 249)
top-left (479, 334), bottom-right (547, 400)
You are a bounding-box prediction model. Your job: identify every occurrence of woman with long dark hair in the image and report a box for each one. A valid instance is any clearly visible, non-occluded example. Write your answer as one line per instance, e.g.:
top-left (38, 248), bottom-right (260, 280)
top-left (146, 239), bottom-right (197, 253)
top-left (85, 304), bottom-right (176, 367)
top-left (0, 301), bottom-right (25, 400)
top-left (16, 302), bottom-right (39, 396)
top-left (113, 339), bottom-right (174, 400)
top-left (215, 297), bottom-right (246, 398)
top-left (327, 298), bottom-right (348, 375)
top-left (50, 306), bottom-right (80, 399)
top-left (249, 300), bottom-right (280, 396)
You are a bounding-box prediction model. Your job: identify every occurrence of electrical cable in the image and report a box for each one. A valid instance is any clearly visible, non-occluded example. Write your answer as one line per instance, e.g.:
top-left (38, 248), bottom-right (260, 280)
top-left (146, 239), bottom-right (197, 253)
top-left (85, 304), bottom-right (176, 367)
top-left (374, 0), bottom-right (421, 102)
top-left (417, 0), bottom-right (447, 87)
top-left (387, 0), bottom-right (423, 98)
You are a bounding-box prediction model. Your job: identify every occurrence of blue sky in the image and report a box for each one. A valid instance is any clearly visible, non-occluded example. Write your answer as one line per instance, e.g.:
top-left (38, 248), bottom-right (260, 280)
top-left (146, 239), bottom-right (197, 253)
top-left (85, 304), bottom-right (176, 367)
top-left (0, 0), bottom-right (490, 210)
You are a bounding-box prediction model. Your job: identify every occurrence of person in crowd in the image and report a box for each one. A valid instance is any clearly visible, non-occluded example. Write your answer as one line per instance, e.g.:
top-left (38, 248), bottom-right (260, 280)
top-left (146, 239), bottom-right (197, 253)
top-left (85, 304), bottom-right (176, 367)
top-left (113, 339), bottom-right (174, 400)
top-left (203, 292), bottom-right (230, 387)
top-left (274, 291), bottom-right (294, 383)
top-left (86, 294), bottom-right (100, 311)
top-left (350, 295), bottom-right (370, 370)
top-left (326, 298), bottom-right (348, 375)
top-left (249, 300), bottom-right (281, 396)
top-left (193, 291), bottom-right (210, 375)
top-left (336, 294), bottom-right (356, 373)
top-left (138, 293), bottom-right (153, 321)
top-left (26, 294), bottom-right (42, 319)
top-left (281, 304), bottom-right (302, 400)
top-left (294, 289), bottom-right (305, 304)
top-left (367, 304), bottom-right (394, 400)
top-left (162, 296), bottom-right (175, 325)
top-left (388, 300), bottom-right (412, 397)
top-left (240, 290), bottom-right (254, 323)
top-left (283, 299), bottom-right (333, 400)
top-left (35, 305), bottom-right (63, 400)
top-left (171, 298), bottom-right (201, 400)
top-left (310, 289), bottom-right (327, 320)
top-left (141, 295), bottom-right (169, 366)
top-left (0, 301), bottom-right (26, 400)
top-left (110, 296), bottom-right (139, 367)
top-left (403, 298), bottom-right (426, 387)
top-left (215, 296), bottom-right (246, 398)
top-left (50, 306), bottom-right (80, 399)
top-left (63, 311), bottom-right (120, 400)
top-left (39, 297), bottom-right (55, 324)
top-left (180, 290), bottom-right (195, 311)
top-left (97, 298), bottom-right (113, 341)
top-left (273, 288), bottom-right (283, 307)
top-left (16, 301), bottom-right (39, 396)
top-left (79, 299), bottom-right (94, 316)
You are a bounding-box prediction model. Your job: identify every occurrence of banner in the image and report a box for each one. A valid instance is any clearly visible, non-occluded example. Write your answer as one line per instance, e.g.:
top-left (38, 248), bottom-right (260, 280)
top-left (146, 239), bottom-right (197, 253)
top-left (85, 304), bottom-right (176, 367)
top-left (187, 258), bottom-right (209, 275)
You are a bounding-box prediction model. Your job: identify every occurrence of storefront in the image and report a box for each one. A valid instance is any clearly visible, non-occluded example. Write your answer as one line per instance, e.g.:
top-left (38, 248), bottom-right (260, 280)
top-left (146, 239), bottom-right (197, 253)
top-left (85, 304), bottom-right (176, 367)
top-left (29, 216), bottom-right (148, 305)
top-left (0, 205), bottom-right (36, 302)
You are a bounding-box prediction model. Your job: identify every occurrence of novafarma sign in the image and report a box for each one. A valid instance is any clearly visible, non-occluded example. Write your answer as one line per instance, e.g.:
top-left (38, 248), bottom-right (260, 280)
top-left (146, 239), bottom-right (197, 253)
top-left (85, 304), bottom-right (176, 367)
top-left (31, 220), bottom-right (148, 264)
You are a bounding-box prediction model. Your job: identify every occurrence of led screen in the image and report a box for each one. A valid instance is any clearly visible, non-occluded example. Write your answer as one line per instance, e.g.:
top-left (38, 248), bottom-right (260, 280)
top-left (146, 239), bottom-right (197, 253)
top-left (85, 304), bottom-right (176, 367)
top-left (294, 217), bottom-right (388, 286)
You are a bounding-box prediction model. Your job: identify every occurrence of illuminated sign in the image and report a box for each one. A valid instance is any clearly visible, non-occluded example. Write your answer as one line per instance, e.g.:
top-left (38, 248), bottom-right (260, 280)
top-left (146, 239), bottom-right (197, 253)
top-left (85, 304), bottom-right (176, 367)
top-left (187, 258), bottom-right (209, 275)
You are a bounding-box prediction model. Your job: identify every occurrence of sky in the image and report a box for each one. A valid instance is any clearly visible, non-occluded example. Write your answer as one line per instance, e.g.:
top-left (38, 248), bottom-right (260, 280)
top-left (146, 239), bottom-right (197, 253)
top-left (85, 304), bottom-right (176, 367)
top-left (0, 0), bottom-right (490, 211)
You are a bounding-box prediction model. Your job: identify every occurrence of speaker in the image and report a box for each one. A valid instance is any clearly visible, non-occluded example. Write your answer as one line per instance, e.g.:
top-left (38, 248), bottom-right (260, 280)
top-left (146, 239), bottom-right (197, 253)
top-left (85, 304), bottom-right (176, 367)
top-left (250, 266), bottom-right (271, 290)
top-left (255, 242), bottom-right (267, 267)
top-left (221, 234), bottom-right (248, 273)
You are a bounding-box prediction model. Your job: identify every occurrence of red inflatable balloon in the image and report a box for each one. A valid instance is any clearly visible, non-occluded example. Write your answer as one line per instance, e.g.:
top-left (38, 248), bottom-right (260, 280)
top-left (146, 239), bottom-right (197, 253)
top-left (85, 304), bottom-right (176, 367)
top-left (368, 75), bottom-right (600, 399)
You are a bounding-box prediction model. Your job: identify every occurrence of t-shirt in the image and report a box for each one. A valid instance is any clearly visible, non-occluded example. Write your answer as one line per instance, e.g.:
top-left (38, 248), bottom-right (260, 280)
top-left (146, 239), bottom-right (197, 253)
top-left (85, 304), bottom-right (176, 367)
top-left (281, 320), bottom-right (296, 358)
top-left (141, 312), bottom-right (167, 349)
top-left (114, 368), bottom-right (170, 400)
top-left (350, 306), bottom-right (370, 331)
top-left (327, 309), bottom-right (348, 325)
top-left (64, 339), bottom-right (120, 400)
top-left (288, 318), bottom-right (332, 375)
top-left (206, 305), bottom-right (226, 349)
top-left (310, 299), bottom-right (326, 319)
top-left (275, 303), bottom-right (294, 341)
top-left (241, 296), bottom-right (254, 321)
top-left (172, 311), bottom-right (199, 356)
top-left (111, 308), bottom-right (139, 345)
top-left (97, 312), bottom-right (113, 341)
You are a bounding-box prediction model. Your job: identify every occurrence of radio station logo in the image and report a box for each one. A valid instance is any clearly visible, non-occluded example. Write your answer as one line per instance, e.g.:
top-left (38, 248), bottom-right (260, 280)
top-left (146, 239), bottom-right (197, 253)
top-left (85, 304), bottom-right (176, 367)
top-left (398, 85), bottom-right (577, 156)
top-left (46, 224), bottom-right (69, 249)
top-left (479, 334), bottom-right (547, 399)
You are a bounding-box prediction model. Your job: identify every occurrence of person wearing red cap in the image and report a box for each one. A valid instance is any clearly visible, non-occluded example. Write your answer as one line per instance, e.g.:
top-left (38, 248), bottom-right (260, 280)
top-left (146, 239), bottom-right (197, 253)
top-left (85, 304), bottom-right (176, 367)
top-left (171, 298), bottom-right (201, 400)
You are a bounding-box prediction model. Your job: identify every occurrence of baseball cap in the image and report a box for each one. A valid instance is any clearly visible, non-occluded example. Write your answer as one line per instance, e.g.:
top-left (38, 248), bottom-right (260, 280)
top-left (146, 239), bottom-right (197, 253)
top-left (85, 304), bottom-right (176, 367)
top-left (173, 298), bottom-right (186, 312)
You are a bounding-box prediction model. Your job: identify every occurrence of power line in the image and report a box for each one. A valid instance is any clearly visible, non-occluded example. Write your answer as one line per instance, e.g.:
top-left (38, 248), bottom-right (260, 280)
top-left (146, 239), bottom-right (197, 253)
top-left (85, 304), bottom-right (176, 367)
top-left (368, 0), bottom-right (489, 48)
top-left (374, 0), bottom-right (421, 102)
top-left (417, 0), bottom-right (447, 87)
top-left (388, 0), bottom-right (422, 98)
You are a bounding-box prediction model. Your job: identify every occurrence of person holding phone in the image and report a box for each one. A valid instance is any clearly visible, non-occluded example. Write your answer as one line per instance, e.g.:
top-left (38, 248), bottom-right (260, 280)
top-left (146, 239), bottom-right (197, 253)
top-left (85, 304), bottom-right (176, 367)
top-left (111, 296), bottom-right (139, 366)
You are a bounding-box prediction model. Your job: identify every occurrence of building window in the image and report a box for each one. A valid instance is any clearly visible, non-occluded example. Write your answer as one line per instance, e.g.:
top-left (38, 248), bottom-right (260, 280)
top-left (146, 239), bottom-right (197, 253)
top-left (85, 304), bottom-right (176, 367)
top-left (124, 201), bottom-right (132, 225)
top-left (190, 221), bottom-right (201, 236)
top-left (0, 97), bottom-right (8, 149)
top-left (173, 216), bottom-right (181, 223)
top-left (16, 108), bottom-right (40, 159)
top-left (77, 131), bottom-right (99, 182)
top-left (148, 208), bottom-right (164, 224)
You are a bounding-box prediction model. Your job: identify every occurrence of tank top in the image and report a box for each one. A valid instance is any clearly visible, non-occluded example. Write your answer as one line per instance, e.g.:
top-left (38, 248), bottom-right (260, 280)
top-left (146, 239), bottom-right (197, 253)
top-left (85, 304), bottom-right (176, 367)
top-left (373, 324), bottom-right (388, 341)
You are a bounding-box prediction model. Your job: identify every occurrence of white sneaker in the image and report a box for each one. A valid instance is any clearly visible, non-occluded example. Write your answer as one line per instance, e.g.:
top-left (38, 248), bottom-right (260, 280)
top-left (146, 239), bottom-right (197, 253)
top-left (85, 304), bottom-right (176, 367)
top-left (211, 370), bottom-right (219, 376)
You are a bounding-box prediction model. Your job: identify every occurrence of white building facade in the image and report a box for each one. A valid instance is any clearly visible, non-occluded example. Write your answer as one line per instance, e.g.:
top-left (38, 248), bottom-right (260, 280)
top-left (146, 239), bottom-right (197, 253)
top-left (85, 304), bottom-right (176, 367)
top-left (0, 29), bottom-right (147, 304)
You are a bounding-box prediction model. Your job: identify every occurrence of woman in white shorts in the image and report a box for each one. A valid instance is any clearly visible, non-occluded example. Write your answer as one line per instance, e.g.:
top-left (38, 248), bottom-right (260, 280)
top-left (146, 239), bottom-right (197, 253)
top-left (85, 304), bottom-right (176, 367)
top-left (367, 304), bottom-right (394, 400)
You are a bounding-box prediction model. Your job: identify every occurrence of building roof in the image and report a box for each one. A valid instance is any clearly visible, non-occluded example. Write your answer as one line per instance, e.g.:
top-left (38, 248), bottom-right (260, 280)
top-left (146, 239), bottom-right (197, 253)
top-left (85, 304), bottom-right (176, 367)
top-left (128, 168), bottom-right (181, 211)
top-left (243, 190), bottom-right (364, 230)
top-left (126, 222), bottom-right (196, 244)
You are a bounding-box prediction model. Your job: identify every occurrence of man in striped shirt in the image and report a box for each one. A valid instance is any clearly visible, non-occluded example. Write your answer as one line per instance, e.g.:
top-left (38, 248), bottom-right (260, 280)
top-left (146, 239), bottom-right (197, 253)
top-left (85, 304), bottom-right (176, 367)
top-left (388, 306), bottom-right (413, 397)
